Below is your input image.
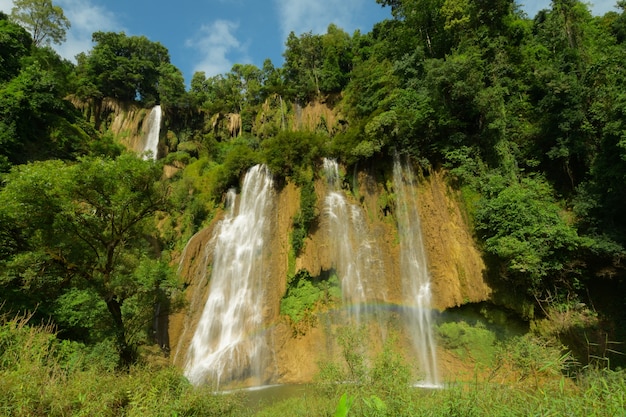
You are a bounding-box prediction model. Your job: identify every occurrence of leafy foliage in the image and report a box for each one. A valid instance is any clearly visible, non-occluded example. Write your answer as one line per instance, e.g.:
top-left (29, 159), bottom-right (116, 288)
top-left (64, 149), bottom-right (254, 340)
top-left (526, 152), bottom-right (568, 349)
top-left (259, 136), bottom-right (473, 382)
top-left (0, 13), bottom-right (32, 82)
top-left (10, 0), bottom-right (70, 46)
top-left (75, 31), bottom-right (181, 106)
top-left (475, 176), bottom-right (581, 296)
top-left (0, 154), bottom-right (174, 364)
top-left (0, 40), bottom-right (92, 170)
top-left (261, 131), bottom-right (327, 180)
top-left (0, 314), bottom-right (245, 416)
top-left (280, 269), bottom-right (340, 331)
top-left (291, 176), bottom-right (317, 255)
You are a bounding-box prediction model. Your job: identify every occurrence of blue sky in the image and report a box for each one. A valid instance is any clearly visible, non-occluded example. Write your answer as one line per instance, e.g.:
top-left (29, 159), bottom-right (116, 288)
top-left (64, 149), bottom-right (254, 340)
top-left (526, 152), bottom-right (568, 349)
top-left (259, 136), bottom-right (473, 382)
top-left (0, 0), bottom-right (621, 85)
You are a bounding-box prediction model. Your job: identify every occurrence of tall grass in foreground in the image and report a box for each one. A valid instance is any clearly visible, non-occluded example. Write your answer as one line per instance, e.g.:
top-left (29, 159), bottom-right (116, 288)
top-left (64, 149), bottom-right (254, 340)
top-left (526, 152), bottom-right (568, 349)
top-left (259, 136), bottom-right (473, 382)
top-left (0, 314), bottom-right (244, 416)
top-left (1, 314), bottom-right (624, 416)
top-left (255, 327), bottom-right (626, 417)
top-left (254, 366), bottom-right (625, 417)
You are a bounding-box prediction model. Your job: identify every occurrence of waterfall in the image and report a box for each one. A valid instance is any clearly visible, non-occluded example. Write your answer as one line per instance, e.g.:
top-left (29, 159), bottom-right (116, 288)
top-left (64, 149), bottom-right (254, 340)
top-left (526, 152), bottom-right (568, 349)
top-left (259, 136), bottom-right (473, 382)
top-left (393, 156), bottom-right (440, 387)
top-left (323, 158), bottom-right (384, 323)
top-left (142, 105), bottom-right (161, 160)
top-left (184, 165), bottom-right (274, 388)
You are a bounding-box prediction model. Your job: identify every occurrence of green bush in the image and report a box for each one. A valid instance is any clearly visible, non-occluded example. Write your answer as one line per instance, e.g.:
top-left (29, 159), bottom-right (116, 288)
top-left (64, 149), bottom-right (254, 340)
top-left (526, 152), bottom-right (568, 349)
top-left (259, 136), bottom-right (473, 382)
top-left (0, 314), bottom-right (245, 416)
top-left (280, 269), bottom-right (340, 336)
top-left (437, 320), bottom-right (498, 367)
top-left (262, 131), bottom-right (327, 180)
top-left (291, 177), bottom-right (317, 255)
top-left (280, 270), bottom-right (323, 324)
top-left (475, 176), bottom-right (582, 297)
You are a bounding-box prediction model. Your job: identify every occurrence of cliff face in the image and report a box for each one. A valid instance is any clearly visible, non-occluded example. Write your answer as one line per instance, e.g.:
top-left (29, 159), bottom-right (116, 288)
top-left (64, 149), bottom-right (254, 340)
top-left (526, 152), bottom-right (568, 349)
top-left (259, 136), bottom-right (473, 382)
top-left (69, 97), bottom-right (158, 153)
top-left (416, 170), bottom-right (491, 310)
top-left (170, 163), bottom-right (491, 384)
top-left (294, 166), bottom-right (490, 310)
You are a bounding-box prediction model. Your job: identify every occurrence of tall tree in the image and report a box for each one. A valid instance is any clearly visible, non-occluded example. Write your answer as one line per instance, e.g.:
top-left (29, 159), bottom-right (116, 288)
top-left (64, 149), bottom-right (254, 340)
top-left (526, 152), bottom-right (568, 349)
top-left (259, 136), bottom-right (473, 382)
top-left (75, 32), bottom-right (172, 105)
top-left (283, 31), bottom-right (323, 101)
top-left (0, 154), bottom-right (172, 364)
top-left (11, 0), bottom-right (70, 47)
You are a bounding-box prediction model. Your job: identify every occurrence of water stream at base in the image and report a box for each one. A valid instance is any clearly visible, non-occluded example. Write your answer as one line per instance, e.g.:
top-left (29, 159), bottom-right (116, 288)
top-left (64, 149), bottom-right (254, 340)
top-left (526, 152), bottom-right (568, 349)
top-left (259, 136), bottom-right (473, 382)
top-left (142, 105), bottom-right (161, 160)
top-left (184, 165), bottom-right (274, 388)
top-left (393, 156), bottom-right (440, 387)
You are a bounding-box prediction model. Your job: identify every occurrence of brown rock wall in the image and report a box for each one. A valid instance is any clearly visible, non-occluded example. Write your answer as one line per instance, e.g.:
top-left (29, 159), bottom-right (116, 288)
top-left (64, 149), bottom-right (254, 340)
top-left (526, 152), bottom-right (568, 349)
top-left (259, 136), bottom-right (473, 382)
top-left (170, 165), bottom-right (492, 384)
top-left (416, 171), bottom-right (491, 310)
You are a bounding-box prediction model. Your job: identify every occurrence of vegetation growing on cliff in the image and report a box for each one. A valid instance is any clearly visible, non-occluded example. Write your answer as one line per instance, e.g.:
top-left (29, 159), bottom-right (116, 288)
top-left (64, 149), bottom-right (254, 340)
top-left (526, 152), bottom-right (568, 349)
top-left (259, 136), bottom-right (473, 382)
top-left (1, 0), bottom-right (626, 413)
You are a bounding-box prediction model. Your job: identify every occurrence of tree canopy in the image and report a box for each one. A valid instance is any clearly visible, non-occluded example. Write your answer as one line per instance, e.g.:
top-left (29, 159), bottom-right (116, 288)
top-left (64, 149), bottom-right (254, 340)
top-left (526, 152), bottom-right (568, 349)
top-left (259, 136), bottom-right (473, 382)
top-left (10, 0), bottom-right (70, 46)
top-left (75, 31), bottom-right (183, 106)
top-left (0, 154), bottom-right (173, 364)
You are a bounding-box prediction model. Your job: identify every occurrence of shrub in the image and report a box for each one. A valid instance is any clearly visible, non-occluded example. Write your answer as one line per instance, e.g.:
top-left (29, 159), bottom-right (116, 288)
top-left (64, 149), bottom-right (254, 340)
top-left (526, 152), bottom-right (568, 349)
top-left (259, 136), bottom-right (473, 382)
top-left (291, 176), bottom-right (317, 255)
top-left (262, 131), bottom-right (327, 180)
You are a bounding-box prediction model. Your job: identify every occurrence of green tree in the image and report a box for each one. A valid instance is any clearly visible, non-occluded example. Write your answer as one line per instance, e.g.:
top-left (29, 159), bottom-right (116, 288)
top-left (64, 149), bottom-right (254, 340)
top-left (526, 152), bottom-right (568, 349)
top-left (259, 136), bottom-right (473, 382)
top-left (262, 131), bottom-right (327, 179)
top-left (75, 32), bottom-right (172, 105)
top-left (0, 50), bottom-right (92, 169)
top-left (527, 0), bottom-right (601, 191)
top-left (0, 12), bottom-right (32, 82)
top-left (190, 71), bottom-right (243, 114)
top-left (189, 71), bottom-right (210, 108)
top-left (475, 176), bottom-right (581, 297)
top-left (230, 63), bottom-right (263, 108)
top-left (157, 62), bottom-right (186, 107)
top-left (283, 31), bottom-right (324, 101)
top-left (0, 154), bottom-right (172, 364)
top-left (261, 58), bottom-right (285, 97)
top-left (10, 0), bottom-right (70, 46)
top-left (319, 24), bottom-right (353, 93)
top-left (377, 0), bottom-right (452, 58)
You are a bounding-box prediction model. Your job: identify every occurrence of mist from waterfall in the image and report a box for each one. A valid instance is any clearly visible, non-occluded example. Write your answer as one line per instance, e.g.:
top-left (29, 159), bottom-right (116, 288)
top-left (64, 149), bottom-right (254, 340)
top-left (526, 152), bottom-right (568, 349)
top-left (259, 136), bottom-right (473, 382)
top-left (323, 158), bottom-right (384, 324)
top-left (393, 156), bottom-right (440, 387)
top-left (184, 165), bottom-right (274, 388)
top-left (142, 105), bottom-right (161, 160)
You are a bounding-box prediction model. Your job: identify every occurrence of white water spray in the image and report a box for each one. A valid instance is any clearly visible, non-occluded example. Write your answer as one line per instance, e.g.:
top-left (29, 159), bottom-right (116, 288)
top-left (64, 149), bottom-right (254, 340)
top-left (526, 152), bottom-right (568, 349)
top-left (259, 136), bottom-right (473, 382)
top-left (184, 165), bottom-right (274, 388)
top-left (142, 105), bottom-right (161, 160)
top-left (323, 158), bottom-right (384, 323)
top-left (393, 157), bottom-right (440, 388)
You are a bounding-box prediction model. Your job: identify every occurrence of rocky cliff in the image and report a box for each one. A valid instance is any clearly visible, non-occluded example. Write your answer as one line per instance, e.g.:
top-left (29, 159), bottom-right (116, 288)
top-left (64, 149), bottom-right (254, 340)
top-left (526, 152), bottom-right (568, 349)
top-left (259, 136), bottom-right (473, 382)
top-left (169, 161), bottom-right (491, 385)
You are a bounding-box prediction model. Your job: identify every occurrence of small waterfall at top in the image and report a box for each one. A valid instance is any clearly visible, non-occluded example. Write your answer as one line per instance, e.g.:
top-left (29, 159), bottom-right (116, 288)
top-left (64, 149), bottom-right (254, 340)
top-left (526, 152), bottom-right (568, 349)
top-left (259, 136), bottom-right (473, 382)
top-left (142, 105), bottom-right (161, 160)
top-left (323, 158), bottom-right (384, 324)
top-left (184, 165), bottom-right (274, 388)
top-left (393, 156), bottom-right (440, 388)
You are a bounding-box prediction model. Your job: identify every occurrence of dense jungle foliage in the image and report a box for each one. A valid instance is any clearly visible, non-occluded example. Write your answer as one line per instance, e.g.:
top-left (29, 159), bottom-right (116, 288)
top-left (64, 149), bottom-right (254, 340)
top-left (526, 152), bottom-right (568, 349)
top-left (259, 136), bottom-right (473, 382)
top-left (1, 0), bottom-right (626, 414)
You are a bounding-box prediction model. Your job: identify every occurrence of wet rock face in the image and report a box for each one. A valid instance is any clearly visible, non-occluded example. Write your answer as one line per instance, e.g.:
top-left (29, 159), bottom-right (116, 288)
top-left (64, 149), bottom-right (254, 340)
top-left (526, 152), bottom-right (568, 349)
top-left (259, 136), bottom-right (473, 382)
top-left (170, 166), bottom-right (492, 385)
top-left (414, 171), bottom-right (491, 310)
top-left (299, 166), bottom-right (490, 310)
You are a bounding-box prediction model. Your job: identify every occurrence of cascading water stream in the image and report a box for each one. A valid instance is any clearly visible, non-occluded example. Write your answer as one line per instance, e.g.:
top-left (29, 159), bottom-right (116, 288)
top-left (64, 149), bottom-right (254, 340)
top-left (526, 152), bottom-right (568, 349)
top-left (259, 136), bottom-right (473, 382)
top-left (393, 156), bottom-right (440, 388)
top-left (184, 165), bottom-right (274, 388)
top-left (142, 105), bottom-right (161, 160)
top-left (323, 158), bottom-right (384, 324)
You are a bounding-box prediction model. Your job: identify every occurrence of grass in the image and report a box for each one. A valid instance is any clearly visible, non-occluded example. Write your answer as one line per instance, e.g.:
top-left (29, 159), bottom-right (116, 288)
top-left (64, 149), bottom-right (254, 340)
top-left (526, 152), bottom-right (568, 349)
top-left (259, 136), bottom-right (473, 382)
top-left (252, 369), bottom-right (626, 417)
top-left (0, 313), bottom-right (244, 417)
top-left (1, 313), bottom-right (624, 416)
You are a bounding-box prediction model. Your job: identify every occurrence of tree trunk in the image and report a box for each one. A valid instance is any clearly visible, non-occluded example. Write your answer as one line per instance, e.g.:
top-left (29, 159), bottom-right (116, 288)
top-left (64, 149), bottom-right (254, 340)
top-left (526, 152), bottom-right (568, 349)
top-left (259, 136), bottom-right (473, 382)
top-left (105, 297), bottom-right (136, 366)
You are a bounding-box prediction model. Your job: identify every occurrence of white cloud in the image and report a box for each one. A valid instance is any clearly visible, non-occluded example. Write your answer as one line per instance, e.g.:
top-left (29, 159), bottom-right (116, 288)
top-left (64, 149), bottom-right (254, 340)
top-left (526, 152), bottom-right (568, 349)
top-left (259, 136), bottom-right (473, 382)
top-left (0, 0), bottom-right (12, 14)
top-left (521, 0), bottom-right (619, 17)
top-left (55, 0), bottom-right (123, 61)
top-left (186, 19), bottom-right (248, 77)
top-left (274, 0), bottom-right (361, 38)
top-left (581, 0), bottom-right (618, 15)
